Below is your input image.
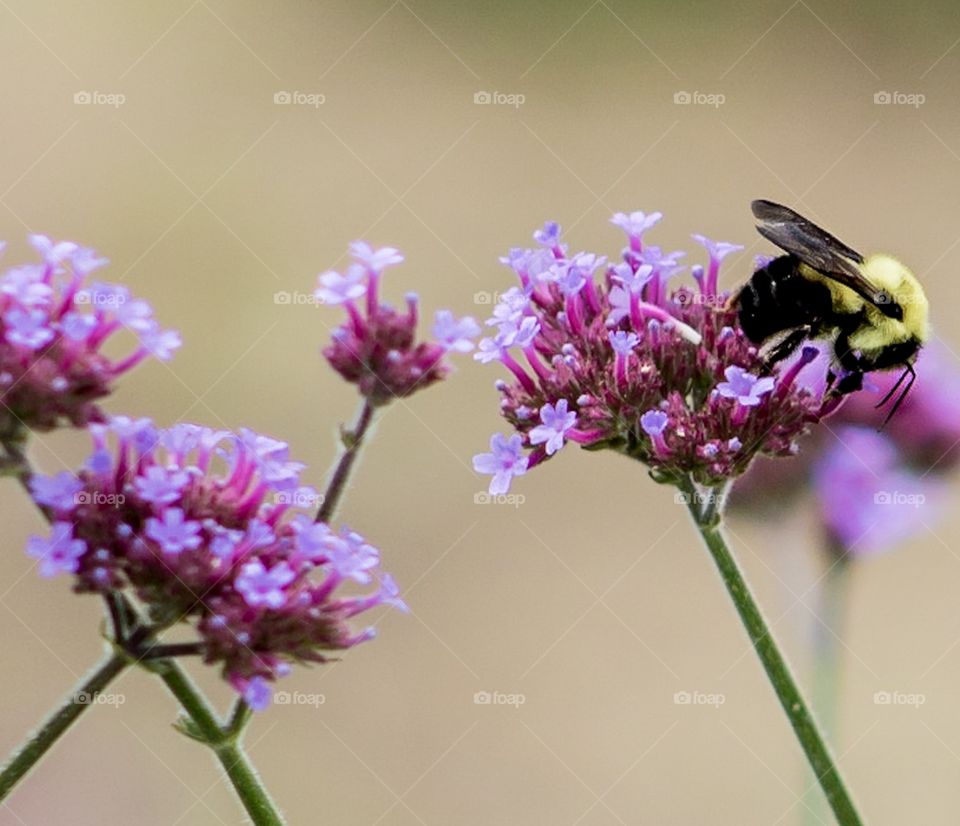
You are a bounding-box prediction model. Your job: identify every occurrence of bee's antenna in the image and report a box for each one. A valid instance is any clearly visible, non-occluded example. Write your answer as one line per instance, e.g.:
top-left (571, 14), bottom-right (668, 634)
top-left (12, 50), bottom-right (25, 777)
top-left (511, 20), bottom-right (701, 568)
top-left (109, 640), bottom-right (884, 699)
top-left (878, 363), bottom-right (916, 430)
top-left (874, 367), bottom-right (911, 409)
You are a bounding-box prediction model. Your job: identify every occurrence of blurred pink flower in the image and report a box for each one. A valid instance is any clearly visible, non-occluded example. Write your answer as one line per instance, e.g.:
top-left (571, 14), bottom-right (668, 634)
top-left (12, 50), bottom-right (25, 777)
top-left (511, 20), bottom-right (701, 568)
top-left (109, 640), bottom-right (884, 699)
top-left (732, 336), bottom-right (959, 558)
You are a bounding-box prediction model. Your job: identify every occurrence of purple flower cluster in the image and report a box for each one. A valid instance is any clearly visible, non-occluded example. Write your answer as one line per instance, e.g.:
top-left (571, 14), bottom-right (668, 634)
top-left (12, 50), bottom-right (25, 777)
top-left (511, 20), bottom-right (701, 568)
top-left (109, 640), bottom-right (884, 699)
top-left (26, 417), bottom-right (406, 709)
top-left (473, 212), bottom-right (837, 492)
top-left (320, 242), bottom-right (479, 404)
top-left (0, 236), bottom-right (180, 437)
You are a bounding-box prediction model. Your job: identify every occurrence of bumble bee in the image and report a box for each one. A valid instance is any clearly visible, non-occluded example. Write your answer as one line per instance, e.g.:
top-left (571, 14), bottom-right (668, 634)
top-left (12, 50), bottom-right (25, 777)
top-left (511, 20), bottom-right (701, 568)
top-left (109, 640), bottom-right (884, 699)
top-left (734, 199), bottom-right (929, 423)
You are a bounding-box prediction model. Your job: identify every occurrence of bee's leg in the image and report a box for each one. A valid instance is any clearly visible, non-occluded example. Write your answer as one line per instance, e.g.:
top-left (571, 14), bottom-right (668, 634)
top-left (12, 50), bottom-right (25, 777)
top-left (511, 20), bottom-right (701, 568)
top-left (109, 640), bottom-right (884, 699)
top-left (831, 334), bottom-right (867, 395)
top-left (834, 371), bottom-right (864, 395)
top-left (760, 326), bottom-right (811, 373)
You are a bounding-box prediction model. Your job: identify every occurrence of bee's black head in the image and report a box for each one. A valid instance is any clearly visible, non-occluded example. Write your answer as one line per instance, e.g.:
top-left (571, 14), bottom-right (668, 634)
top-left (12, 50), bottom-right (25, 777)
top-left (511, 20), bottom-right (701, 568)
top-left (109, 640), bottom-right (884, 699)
top-left (873, 291), bottom-right (903, 320)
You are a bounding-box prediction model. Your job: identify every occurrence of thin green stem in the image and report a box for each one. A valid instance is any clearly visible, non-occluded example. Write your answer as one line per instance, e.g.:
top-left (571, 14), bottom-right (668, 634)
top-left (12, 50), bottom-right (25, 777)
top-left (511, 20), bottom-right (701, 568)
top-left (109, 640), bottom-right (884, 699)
top-left (226, 698), bottom-right (254, 737)
top-left (683, 482), bottom-right (864, 826)
top-left (316, 400), bottom-right (376, 523)
top-left (156, 664), bottom-right (284, 826)
top-left (0, 648), bottom-right (129, 801)
top-left (137, 642), bottom-right (205, 660)
top-left (104, 592), bottom-right (132, 641)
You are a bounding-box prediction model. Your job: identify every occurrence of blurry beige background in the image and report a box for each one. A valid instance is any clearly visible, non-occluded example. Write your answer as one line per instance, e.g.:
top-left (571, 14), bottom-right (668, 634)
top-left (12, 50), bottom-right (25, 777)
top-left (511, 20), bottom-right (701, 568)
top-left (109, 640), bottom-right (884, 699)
top-left (2, 1), bottom-right (960, 824)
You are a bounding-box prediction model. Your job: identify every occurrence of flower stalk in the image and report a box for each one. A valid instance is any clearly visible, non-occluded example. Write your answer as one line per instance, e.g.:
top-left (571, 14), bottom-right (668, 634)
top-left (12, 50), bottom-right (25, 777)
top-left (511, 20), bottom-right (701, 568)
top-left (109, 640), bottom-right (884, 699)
top-left (681, 478), bottom-right (863, 826)
top-left (317, 400), bottom-right (376, 523)
top-left (156, 663), bottom-right (285, 826)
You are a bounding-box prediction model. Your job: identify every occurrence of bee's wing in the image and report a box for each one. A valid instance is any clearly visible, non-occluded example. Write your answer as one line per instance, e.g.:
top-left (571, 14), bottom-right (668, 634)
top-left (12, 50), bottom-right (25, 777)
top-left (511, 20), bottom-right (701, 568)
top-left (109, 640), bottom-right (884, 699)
top-left (751, 200), bottom-right (889, 308)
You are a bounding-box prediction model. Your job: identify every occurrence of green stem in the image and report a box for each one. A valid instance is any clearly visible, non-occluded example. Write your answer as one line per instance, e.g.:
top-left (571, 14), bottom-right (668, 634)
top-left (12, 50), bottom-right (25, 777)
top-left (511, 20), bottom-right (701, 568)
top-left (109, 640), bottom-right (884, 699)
top-left (0, 648), bottom-right (129, 801)
top-left (226, 698), bottom-right (254, 737)
top-left (683, 483), bottom-right (864, 826)
top-left (316, 400), bottom-right (376, 523)
top-left (156, 665), bottom-right (285, 826)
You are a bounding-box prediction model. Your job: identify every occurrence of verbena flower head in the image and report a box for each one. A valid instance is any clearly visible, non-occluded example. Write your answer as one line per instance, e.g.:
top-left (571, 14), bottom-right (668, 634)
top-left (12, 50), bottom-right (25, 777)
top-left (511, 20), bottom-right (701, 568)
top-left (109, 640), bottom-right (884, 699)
top-left (0, 237), bottom-right (181, 437)
top-left (319, 243), bottom-right (479, 405)
top-left (812, 425), bottom-right (941, 557)
top-left (25, 417), bottom-right (406, 710)
top-left (472, 213), bottom-right (838, 493)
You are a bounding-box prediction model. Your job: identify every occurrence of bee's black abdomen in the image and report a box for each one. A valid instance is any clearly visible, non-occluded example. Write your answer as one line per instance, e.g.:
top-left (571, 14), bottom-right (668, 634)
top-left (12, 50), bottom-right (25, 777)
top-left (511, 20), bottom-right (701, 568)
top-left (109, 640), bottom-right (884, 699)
top-left (737, 255), bottom-right (833, 344)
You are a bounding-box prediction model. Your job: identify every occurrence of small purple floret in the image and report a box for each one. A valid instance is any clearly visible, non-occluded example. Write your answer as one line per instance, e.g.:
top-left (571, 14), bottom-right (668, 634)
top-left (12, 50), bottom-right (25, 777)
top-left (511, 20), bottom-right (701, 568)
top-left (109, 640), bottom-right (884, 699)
top-left (473, 433), bottom-right (529, 494)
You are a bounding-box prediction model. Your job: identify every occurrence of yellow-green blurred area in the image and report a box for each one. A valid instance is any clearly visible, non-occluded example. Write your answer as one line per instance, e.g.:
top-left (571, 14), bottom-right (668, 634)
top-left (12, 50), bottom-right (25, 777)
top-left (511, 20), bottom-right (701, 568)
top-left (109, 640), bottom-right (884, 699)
top-left (2, 1), bottom-right (960, 824)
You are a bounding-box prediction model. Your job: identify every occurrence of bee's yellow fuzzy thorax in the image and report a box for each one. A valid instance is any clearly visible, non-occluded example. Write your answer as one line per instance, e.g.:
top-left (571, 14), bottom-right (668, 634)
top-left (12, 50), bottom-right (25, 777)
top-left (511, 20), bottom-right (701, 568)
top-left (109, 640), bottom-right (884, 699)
top-left (800, 255), bottom-right (929, 356)
top-left (861, 254), bottom-right (930, 344)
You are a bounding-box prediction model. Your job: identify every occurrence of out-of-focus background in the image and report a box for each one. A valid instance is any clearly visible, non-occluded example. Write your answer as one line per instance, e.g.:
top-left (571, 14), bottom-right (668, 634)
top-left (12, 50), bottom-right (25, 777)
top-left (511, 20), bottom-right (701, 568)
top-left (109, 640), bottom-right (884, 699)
top-left (2, 2), bottom-right (960, 824)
